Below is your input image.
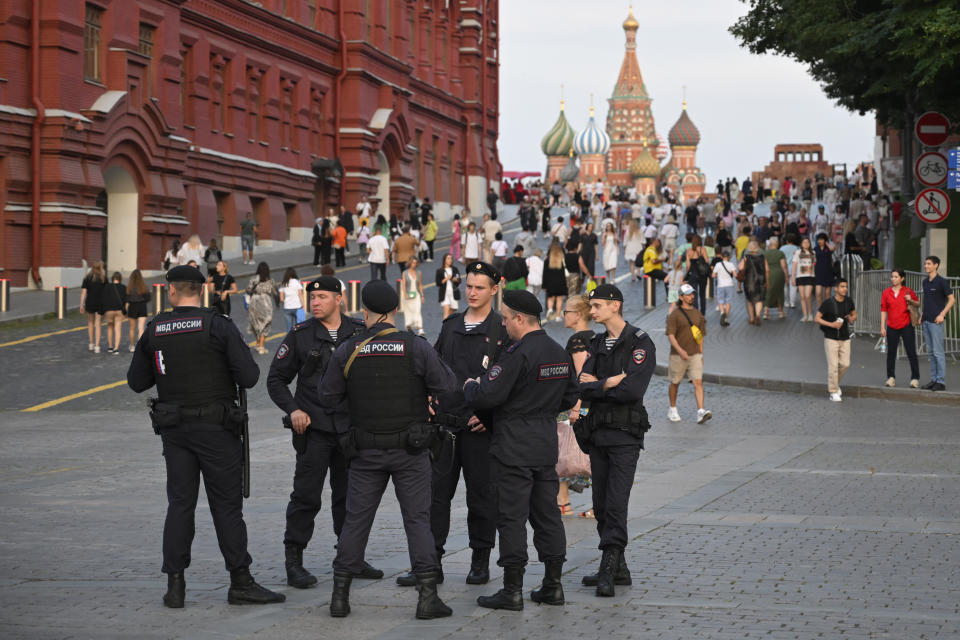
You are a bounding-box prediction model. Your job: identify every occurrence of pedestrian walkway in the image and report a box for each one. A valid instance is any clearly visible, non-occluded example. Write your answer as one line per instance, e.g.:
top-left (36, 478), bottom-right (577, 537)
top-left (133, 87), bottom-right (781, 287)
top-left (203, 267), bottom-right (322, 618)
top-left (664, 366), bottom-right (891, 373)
top-left (0, 207), bottom-right (519, 326)
top-left (634, 291), bottom-right (960, 406)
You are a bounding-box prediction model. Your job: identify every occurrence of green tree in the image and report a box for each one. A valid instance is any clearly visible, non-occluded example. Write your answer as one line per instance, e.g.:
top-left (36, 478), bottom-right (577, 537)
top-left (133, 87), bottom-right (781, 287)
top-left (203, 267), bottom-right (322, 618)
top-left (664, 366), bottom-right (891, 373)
top-left (730, 0), bottom-right (960, 207)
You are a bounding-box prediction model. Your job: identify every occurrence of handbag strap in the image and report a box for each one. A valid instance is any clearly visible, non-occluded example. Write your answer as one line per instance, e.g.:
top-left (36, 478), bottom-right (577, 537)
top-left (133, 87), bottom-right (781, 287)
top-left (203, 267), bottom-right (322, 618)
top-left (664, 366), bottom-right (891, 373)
top-left (344, 328), bottom-right (399, 378)
top-left (678, 307), bottom-right (699, 337)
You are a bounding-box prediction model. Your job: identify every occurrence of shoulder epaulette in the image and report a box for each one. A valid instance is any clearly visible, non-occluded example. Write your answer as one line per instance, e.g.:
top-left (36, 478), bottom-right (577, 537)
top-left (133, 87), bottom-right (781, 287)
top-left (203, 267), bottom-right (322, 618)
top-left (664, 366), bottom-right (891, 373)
top-left (292, 319), bottom-right (312, 332)
top-left (442, 312), bottom-right (462, 323)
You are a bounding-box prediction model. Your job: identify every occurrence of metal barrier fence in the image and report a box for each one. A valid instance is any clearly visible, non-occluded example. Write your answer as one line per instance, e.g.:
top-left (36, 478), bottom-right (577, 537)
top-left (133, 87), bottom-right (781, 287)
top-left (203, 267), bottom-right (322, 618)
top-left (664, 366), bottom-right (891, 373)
top-left (852, 265), bottom-right (960, 361)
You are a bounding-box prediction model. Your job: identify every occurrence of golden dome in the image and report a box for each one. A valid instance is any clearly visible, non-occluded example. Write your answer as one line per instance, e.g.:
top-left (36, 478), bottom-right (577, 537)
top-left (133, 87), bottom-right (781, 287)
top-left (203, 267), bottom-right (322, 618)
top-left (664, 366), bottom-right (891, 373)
top-left (623, 6), bottom-right (639, 30)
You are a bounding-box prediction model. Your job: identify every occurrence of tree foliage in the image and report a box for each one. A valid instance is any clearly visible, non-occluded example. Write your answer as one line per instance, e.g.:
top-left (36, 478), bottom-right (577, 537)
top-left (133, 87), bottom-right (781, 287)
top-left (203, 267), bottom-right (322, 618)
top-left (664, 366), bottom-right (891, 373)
top-left (729, 0), bottom-right (960, 127)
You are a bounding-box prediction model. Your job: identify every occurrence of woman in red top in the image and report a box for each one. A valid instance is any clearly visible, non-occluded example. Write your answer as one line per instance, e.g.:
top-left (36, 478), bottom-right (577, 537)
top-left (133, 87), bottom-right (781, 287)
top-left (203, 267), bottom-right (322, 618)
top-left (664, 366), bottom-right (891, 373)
top-left (880, 268), bottom-right (920, 387)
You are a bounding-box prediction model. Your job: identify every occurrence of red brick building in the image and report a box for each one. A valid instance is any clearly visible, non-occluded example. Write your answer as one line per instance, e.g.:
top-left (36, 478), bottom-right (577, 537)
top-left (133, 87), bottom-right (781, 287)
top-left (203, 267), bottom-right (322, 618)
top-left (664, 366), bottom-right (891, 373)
top-left (751, 144), bottom-right (831, 192)
top-left (0, 0), bottom-right (501, 288)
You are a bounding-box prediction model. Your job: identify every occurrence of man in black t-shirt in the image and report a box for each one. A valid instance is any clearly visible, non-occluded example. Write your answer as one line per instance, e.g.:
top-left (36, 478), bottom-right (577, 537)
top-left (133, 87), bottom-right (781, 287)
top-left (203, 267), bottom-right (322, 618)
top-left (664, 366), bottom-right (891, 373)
top-left (920, 255), bottom-right (955, 391)
top-left (815, 278), bottom-right (857, 402)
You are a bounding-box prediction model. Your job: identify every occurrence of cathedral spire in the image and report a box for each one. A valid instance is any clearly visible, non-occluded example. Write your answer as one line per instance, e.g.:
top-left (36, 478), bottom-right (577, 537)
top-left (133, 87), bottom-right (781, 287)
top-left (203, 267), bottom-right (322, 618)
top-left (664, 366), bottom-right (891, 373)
top-left (612, 8), bottom-right (647, 98)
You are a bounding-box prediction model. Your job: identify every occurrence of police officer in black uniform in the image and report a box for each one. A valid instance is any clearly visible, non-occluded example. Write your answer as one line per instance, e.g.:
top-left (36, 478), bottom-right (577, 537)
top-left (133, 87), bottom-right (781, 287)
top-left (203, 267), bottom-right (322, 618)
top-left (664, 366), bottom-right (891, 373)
top-left (318, 280), bottom-right (456, 620)
top-left (267, 276), bottom-right (382, 589)
top-left (463, 290), bottom-right (579, 611)
top-left (127, 265), bottom-right (284, 608)
top-left (577, 284), bottom-right (656, 597)
top-left (396, 261), bottom-right (505, 588)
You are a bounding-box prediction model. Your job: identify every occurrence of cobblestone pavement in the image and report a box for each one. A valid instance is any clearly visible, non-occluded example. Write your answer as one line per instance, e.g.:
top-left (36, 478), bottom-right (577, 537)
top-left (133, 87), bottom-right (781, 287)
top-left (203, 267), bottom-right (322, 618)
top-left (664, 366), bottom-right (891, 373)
top-left (2, 381), bottom-right (958, 639)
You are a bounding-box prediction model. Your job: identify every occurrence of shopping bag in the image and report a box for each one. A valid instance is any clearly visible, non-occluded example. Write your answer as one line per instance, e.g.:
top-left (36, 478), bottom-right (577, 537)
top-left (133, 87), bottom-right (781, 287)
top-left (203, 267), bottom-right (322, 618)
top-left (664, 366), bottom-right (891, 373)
top-left (556, 420), bottom-right (591, 478)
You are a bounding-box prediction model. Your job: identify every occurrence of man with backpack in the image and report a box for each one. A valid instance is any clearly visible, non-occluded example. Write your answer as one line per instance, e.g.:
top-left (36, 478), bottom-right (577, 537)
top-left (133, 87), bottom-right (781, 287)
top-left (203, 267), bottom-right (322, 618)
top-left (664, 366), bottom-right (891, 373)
top-left (666, 284), bottom-right (711, 424)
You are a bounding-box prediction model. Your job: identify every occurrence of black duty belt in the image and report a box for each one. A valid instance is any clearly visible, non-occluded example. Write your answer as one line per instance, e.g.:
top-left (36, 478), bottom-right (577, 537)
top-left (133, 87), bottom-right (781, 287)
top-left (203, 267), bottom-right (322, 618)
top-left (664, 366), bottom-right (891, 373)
top-left (590, 402), bottom-right (646, 426)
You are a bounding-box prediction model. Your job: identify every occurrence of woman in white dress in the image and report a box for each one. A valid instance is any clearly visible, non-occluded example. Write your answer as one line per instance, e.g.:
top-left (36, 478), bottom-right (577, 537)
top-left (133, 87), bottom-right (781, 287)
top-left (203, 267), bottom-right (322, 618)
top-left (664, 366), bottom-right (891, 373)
top-left (623, 219), bottom-right (646, 281)
top-left (435, 253), bottom-right (461, 320)
top-left (601, 221), bottom-right (620, 281)
top-left (401, 256), bottom-right (425, 335)
top-left (462, 222), bottom-right (482, 263)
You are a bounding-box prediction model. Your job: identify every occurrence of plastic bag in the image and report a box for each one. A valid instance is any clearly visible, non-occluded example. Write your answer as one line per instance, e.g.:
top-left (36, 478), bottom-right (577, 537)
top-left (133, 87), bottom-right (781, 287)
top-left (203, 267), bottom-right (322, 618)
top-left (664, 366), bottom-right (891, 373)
top-left (556, 420), bottom-right (591, 478)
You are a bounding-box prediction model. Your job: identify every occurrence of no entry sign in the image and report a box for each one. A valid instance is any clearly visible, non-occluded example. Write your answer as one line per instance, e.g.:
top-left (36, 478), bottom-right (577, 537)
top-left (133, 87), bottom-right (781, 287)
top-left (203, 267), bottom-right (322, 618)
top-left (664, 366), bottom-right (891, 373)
top-left (915, 151), bottom-right (948, 187)
top-left (915, 112), bottom-right (951, 147)
top-left (915, 188), bottom-right (951, 224)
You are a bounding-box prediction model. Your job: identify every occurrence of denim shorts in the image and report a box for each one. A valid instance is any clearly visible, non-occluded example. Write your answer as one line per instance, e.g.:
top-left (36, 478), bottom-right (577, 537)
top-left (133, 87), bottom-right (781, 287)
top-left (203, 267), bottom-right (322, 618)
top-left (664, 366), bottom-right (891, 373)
top-left (716, 285), bottom-right (734, 305)
top-left (241, 235), bottom-right (254, 251)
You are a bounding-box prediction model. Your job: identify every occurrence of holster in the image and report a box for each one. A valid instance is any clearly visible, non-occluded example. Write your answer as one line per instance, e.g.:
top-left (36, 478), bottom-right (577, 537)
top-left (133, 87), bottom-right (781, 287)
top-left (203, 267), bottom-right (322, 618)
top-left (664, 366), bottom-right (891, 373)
top-left (571, 413), bottom-right (595, 454)
top-left (148, 398), bottom-right (181, 434)
top-left (338, 430), bottom-right (360, 461)
top-left (406, 422), bottom-right (439, 451)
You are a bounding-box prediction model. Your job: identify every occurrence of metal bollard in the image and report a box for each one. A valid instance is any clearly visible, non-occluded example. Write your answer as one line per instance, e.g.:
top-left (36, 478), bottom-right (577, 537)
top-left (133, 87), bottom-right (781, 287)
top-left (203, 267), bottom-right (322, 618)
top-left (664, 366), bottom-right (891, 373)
top-left (202, 283), bottom-right (211, 308)
top-left (153, 283), bottom-right (166, 315)
top-left (396, 278), bottom-right (403, 300)
top-left (705, 277), bottom-right (714, 300)
top-left (348, 280), bottom-right (361, 314)
top-left (0, 278), bottom-right (9, 312)
top-left (54, 286), bottom-right (68, 319)
top-left (643, 275), bottom-right (656, 308)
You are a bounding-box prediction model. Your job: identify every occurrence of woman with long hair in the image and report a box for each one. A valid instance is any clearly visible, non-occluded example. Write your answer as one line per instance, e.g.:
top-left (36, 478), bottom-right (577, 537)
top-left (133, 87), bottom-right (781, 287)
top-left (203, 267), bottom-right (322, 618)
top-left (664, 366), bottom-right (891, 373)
top-left (246, 261), bottom-right (278, 354)
top-left (557, 294), bottom-right (594, 517)
top-left (209, 260), bottom-right (238, 317)
top-left (101, 271), bottom-right (127, 354)
top-left (792, 236), bottom-right (816, 321)
top-left (763, 237), bottom-right (788, 320)
top-left (450, 214), bottom-right (461, 263)
top-left (278, 267), bottom-right (305, 331)
top-left (624, 219), bottom-right (645, 282)
top-left (601, 221), bottom-right (620, 282)
top-left (542, 241), bottom-right (567, 321)
top-left (319, 219), bottom-right (333, 266)
top-left (684, 235), bottom-right (710, 313)
top-left (177, 234), bottom-right (205, 266)
top-left (401, 256), bottom-right (425, 335)
top-left (738, 240), bottom-right (768, 326)
top-left (880, 268), bottom-right (921, 388)
top-left (435, 253), bottom-right (461, 320)
top-left (462, 222), bottom-right (482, 263)
top-left (813, 232), bottom-right (836, 307)
top-left (125, 269), bottom-right (150, 351)
top-left (80, 261), bottom-right (106, 353)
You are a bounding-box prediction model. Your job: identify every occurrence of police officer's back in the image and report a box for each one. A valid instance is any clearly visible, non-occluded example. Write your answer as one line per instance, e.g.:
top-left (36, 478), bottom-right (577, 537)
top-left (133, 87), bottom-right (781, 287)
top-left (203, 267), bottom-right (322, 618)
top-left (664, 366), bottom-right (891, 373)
top-left (577, 284), bottom-right (656, 597)
top-left (266, 276), bottom-right (381, 589)
top-left (318, 280), bottom-right (455, 620)
top-left (464, 290), bottom-right (579, 611)
top-left (126, 265), bottom-right (284, 608)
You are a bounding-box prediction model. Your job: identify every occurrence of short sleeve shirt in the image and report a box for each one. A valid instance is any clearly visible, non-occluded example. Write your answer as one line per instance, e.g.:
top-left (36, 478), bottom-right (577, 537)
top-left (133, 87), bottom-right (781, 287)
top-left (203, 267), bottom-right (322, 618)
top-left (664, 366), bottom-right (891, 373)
top-left (666, 306), bottom-right (705, 355)
top-left (240, 219), bottom-right (256, 237)
top-left (921, 275), bottom-right (953, 322)
top-left (818, 296), bottom-right (855, 340)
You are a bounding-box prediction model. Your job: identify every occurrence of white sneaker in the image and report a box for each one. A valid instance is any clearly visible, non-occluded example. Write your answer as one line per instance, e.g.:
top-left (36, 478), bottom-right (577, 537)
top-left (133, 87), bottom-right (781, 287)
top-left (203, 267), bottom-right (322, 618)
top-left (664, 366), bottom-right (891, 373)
top-left (696, 408), bottom-right (712, 424)
top-left (829, 392), bottom-right (842, 402)
top-left (129, 346), bottom-right (135, 353)
top-left (88, 343), bottom-right (94, 351)
top-left (885, 377), bottom-right (896, 387)
top-left (910, 379), bottom-right (920, 389)
top-left (667, 407), bottom-right (681, 422)
top-left (93, 345), bottom-right (100, 354)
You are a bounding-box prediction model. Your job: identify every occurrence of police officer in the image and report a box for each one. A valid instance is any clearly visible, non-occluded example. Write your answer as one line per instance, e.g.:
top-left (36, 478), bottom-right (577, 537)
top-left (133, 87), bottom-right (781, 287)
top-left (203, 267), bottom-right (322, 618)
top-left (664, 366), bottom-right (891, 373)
top-left (577, 284), bottom-right (656, 597)
top-left (318, 280), bottom-right (455, 619)
top-left (126, 265), bottom-right (284, 608)
top-left (396, 261), bottom-right (505, 587)
top-left (463, 290), bottom-right (579, 611)
top-left (267, 276), bottom-right (382, 589)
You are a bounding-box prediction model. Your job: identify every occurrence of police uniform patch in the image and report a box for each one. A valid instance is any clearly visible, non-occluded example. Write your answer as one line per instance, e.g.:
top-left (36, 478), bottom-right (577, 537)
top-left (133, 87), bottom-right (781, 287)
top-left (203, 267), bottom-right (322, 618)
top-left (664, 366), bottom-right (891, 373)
top-left (632, 348), bottom-right (646, 364)
top-left (357, 340), bottom-right (405, 356)
top-left (487, 365), bottom-right (502, 380)
top-left (153, 317), bottom-right (204, 336)
top-left (276, 343), bottom-right (290, 360)
top-left (537, 362), bottom-right (570, 380)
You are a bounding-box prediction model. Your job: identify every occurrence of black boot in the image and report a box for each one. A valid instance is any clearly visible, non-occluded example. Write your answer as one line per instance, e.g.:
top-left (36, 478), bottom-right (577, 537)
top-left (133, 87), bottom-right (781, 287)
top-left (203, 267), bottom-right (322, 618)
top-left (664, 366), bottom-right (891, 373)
top-left (285, 544), bottom-right (317, 589)
top-left (415, 571), bottom-right (452, 619)
top-left (352, 559), bottom-right (384, 580)
top-left (581, 552), bottom-right (632, 586)
top-left (398, 565), bottom-right (442, 587)
top-left (530, 560), bottom-right (564, 605)
top-left (330, 572), bottom-right (352, 618)
top-left (163, 572), bottom-right (185, 608)
top-left (227, 567), bottom-right (287, 605)
top-left (594, 547), bottom-right (622, 597)
top-left (477, 565), bottom-right (524, 611)
top-left (466, 548), bottom-right (491, 585)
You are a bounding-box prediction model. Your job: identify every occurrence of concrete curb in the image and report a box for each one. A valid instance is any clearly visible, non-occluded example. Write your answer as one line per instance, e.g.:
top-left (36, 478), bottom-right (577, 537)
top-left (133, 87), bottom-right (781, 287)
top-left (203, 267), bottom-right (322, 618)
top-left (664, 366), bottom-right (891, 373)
top-left (653, 364), bottom-right (960, 407)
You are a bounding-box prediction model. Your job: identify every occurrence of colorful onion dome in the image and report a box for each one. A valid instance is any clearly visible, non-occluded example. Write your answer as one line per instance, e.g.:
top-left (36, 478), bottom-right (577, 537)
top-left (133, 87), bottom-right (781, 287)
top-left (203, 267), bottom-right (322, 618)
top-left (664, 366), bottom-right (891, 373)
top-left (573, 107), bottom-right (611, 156)
top-left (631, 147), bottom-right (660, 178)
top-left (559, 150), bottom-right (580, 182)
top-left (668, 104), bottom-right (700, 147)
top-left (540, 103), bottom-right (577, 157)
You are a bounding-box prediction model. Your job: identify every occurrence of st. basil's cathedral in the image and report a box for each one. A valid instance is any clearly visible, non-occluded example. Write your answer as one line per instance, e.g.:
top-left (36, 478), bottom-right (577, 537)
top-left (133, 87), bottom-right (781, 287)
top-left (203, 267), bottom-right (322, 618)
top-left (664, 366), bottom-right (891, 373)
top-left (541, 7), bottom-right (707, 201)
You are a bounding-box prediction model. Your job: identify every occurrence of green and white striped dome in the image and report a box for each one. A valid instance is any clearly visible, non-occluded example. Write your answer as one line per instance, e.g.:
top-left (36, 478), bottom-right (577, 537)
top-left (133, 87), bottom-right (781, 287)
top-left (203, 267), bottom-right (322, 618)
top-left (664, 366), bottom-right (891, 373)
top-left (541, 105), bottom-right (577, 157)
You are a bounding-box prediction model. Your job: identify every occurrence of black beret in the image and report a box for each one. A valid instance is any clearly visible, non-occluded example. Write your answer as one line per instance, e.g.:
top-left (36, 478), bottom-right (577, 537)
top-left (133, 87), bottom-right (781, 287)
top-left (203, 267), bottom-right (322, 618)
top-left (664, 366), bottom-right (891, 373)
top-left (361, 279), bottom-right (399, 314)
top-left (306, 276), bottom-right (341, 294)
top-left (165, 265), bottom-right (206, 284)
top-left (464, 261), bottom-right (501, 284)
top-left (502, 289), bottom-right (543, 316)
top-left (589, 283), bottom-right (624, 302)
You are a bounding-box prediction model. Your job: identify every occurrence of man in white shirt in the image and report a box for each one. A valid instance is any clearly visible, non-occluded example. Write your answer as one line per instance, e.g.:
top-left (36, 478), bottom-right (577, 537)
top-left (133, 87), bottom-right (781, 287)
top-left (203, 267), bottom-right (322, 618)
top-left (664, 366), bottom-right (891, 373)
top-left (659, 217), bottom-right (680, 264)
top-left (481, 213), bottom-right (502, 261)
top-left (551, 217), bottom-right (570, 245)
top-left (366, 228), bottom-right (390, 281)
top-left (356, 195), bottom-right (372, 220)
top-left (630, 200), bottom-right (644, 221)
top-left (525, 249), bottom-right (544, 298)
top-left (712, 249), bottom-right (737, 326)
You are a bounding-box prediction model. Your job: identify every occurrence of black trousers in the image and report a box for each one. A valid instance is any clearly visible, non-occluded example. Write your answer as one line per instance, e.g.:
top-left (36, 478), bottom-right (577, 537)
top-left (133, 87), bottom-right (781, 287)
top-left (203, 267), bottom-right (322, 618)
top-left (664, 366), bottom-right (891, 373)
top-left (160, 427), bottom-right (252, 574)
top-left (490, 456), bottom-right (566, 568)
top-left (425, 240), bottom-right (435, 260)
top-left (886, 324), bottom-right (920, 380)
top-left (334, 247), bottom-right (346, 267)
top-left (333, 449), bottom-right (438, 575)
top-left (313, 244), bottom-right (322, 266)
top-left (590, 443), bottom-right (641, 550)
top-left (284, 429), bottom-right (347, 548)
top-left (430, 430), bottom-right (497, 555)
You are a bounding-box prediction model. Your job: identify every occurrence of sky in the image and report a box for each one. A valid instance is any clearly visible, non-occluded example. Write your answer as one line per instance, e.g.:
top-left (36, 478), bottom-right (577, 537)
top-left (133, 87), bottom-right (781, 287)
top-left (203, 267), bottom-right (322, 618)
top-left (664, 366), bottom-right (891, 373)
top-left (497, 0), bottom-right (877, 184)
